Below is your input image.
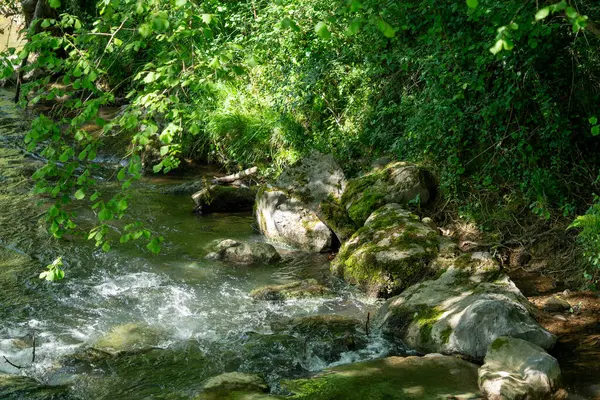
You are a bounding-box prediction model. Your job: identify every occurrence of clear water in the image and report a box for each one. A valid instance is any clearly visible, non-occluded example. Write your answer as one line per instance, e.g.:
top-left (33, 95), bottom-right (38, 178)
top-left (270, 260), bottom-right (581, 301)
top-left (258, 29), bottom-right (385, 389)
top-left (0, 89), bottom-right (393, 399)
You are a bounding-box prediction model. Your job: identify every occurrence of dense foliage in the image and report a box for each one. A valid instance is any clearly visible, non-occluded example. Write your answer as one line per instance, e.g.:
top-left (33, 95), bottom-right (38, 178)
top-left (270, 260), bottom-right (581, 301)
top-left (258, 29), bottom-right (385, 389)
top-left (0, 0), bottom-right (599, 282)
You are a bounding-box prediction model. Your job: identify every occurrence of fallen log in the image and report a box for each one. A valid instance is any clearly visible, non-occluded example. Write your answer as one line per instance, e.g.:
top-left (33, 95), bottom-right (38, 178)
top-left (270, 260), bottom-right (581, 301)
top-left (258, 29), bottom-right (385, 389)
top-left (212, 166), bottom-right (258, 184)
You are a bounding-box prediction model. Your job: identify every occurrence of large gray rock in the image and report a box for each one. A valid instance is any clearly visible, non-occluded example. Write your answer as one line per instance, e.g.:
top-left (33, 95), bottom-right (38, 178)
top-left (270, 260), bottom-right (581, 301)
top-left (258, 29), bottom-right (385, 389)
top-left (331, 204), bottom-right (442, 298)
top-left (375, 254), bottom-right (556, 361)
top-left (275, 151), bottom-right (346, 208)
top-left (256, 151), bottom-right (356, 251)
top-left (282, 354), bottom-right (481, 399)
top-left (478, 337), bottom-right (561, 400)
top-left (205, 239), bottom-right (281, 265)
top-left (255, 188), bottom-right (334, 252)
top-left (341, 161), bottom-right (436, 226)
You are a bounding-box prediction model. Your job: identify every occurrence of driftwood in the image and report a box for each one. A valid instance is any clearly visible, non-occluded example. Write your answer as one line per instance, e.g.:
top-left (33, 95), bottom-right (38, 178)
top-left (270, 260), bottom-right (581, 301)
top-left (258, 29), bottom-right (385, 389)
top-left (211, 166), bottom-right (258, 184)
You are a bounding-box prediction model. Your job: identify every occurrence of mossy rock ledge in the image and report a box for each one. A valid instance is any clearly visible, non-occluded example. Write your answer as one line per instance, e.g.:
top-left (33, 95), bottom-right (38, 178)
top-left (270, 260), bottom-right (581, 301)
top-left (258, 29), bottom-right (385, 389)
top-left (281, 354), bottom-right (481, 400)
top-left (330, 203), bottom-right (443, 298)
top-left (341, 161), bottom-right (436, 227)
top-left (374, 253), bottom-right (556, 361)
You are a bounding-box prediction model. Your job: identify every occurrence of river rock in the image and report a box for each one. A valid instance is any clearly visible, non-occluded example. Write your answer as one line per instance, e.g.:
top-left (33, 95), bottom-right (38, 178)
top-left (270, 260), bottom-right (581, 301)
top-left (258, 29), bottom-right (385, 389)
top-left (250, 279), bottom-right (332, 301)
top-left (92, 323), bottom-right (165, 355)
top-left (281, 354), bottom-right (481, 399)
top-left (195, 372), bottom-right (269, 400)
top-left (272, 315), bottom-right (367, 364)
top-left (375, 254), bottom-right (556, 361)
top-left (331, 204), bottom-right (441, 298)
top-left (206, 239), bottom-right (281, 265)
top-left (341, 161), bottom-right (436, 226)
top-left (255, 188), bottom-right (334, 252)
top-left (162, 180), bottom-right (204, 195)
top-left (255, 151), bottom-right (353, 251)
top-left (543, 296), bottom-right (571, 313)
top-left (478, 337), bottom-right (561, 400)
top-left (193, 185), bottom-right (256, 214)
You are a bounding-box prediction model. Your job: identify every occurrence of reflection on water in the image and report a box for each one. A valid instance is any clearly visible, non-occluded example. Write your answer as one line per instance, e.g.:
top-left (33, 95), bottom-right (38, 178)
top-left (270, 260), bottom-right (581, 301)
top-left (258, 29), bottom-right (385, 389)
top-left (0, 89), bottom-right (392, 399)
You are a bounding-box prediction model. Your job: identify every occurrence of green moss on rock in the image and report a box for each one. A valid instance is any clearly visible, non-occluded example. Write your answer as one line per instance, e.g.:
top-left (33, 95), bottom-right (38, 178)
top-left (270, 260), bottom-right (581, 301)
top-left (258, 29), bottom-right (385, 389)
top-left (281, 355), bottom-right (480, 399)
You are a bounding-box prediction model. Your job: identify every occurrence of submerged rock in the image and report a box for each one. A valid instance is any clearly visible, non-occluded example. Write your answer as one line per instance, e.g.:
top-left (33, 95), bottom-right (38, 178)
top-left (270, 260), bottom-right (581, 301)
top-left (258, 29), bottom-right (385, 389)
top-left (0, 374), bottom-right (70, 399)
top-left (331, 204), bottom-right (441, 298)
top-left (239, 332), bottom-right (305, 382)
top-left (478, 337), bottom-right (561, 400)
top-left (282, 354), bottom-right (480, 399)
top-left (341, 161), bottom-right (436, 226)
top-left (162, 180), bottom-right (204, 195)
top-left (206, 239), bottom-right (281, 265)
top-left (196, 372), bottom-right (270, 400)
top-left (272, 315), bottom-right (367, 364)
top-left (249, 279), bottom-right (332, 301)
top-left (255, 151), bottom-right (351, 251)
top-left (92, 323), bottom-right (165, 355)
top-left (193, 185), bottom-right (256, 214)
top-left (375, 255), bottom-right (556, 361)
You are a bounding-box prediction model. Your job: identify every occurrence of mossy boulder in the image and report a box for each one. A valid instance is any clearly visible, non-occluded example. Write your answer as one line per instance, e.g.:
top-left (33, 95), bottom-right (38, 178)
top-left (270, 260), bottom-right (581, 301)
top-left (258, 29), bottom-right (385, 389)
top-left (281, 354), bottom-right (481, 399)
top-left (478, 337), bottom-right (561, 400)
top-left (341, 161), bottom-right (436, 226)
top-left (206, 239), bottom-right (281, 265)
top-left (271, 315), bottom-right (367, 364)
top-left (195, 372), bottom-right (270, 400)
top-left (331, 204), bottom-right (441, 298)
top-left (92, 323), bottom-right (166, 355)
top-left (193, 185), bottom-right (256, 214)
top-left (250, 279), bottom-right (333, 301)
top-left (375, 254), bottom-right (556, 361)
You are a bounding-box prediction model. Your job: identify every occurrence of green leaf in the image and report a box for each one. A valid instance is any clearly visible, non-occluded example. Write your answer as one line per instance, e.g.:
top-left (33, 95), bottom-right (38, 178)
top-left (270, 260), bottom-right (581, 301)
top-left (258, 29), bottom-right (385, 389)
top-left (565, 6), bottom-right (577, 19)
top-left (345, 19), bottom-right (361, 36)
top-left (535, 7), bottom-right (550, 21)
top-left (315, 22), bottom-right (331, 40)
top-left (49, 0), bottom-right (61, 9)
top-left (90, 191), bottom-right (100, 201)
top-left (59, 151), bottom-right (69, 163)
top-left (466, 0), bottom-right (478, 9)
top-left (74, 189), bottom-right (85, 200)
top-left (589, 117), bottom-right (598, 125)
top-left (102, 242), bottom-right (111, 252)
top-left (376, 18), bottom-right (396, 38)
top-left (138, 23), bottom-right (153, 37)
top-left (117, 167), bottom-right (126, 181)
top-left (489, 39), bottom-right (504, 54)
top-left (98, 208), bottom-right (112, 221)
top-left (175, 0), bottom-right (187, 6)
top-left (147, 237), bottom-right (162, 254)
top-left (592, 126), bottom-right (600, 136)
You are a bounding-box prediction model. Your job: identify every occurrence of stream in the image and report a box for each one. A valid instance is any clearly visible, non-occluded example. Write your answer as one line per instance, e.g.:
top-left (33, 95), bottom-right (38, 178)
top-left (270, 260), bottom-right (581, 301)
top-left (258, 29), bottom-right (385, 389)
top-left (0, 89), bottom-right (396, 399)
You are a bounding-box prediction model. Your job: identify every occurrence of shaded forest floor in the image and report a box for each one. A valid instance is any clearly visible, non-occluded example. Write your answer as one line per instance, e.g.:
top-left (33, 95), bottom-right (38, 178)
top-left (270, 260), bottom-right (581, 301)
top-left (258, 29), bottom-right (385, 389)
top-left (509, 267), bottom-right (600, 399)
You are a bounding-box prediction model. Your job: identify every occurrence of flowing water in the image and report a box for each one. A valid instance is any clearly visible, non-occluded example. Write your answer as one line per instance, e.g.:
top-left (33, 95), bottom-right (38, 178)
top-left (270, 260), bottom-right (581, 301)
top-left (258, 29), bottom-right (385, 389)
top-left (0, 89), bottom-right (395, 399)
